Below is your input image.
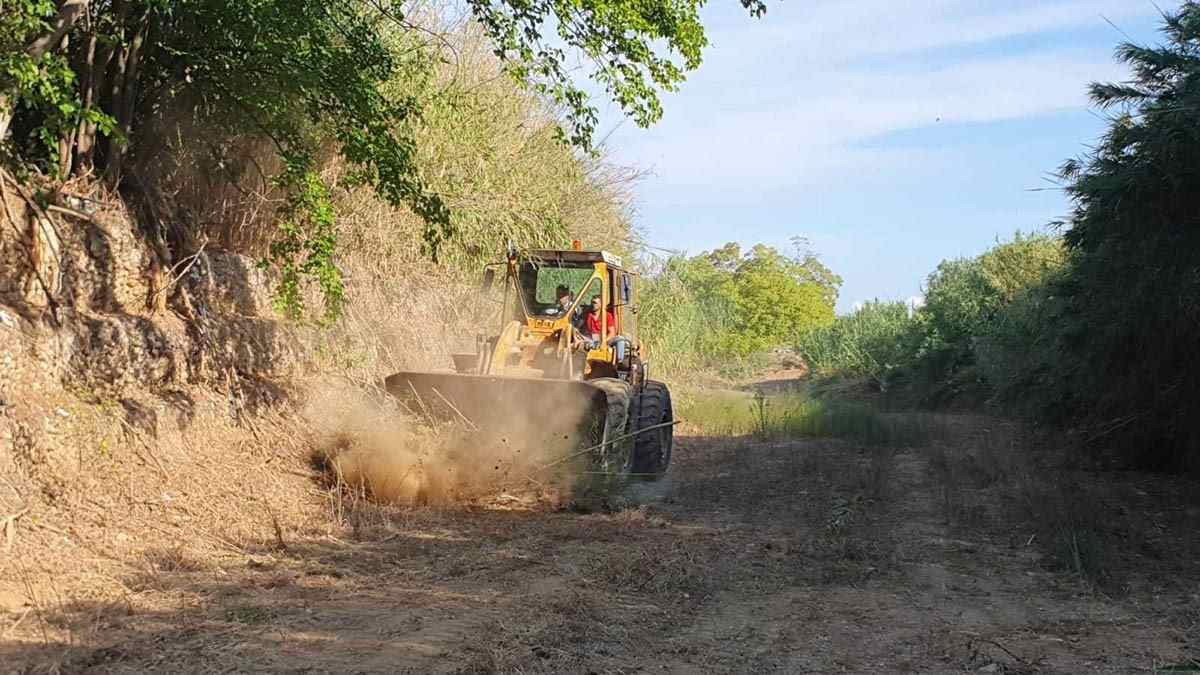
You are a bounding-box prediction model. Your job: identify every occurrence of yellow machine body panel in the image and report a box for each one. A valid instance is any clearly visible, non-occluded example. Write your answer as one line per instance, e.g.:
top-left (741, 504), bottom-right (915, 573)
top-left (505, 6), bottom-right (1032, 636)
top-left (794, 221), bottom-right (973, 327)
top-left (480, 251), bottom-right (640, 381)
top-left (383, 243), bottom-right (672, 490)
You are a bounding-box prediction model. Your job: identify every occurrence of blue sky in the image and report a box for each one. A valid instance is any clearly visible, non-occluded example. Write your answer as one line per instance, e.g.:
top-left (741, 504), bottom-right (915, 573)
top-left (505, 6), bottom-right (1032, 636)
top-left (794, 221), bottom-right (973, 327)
top-left (588, 0), bottom-right (1176, 312)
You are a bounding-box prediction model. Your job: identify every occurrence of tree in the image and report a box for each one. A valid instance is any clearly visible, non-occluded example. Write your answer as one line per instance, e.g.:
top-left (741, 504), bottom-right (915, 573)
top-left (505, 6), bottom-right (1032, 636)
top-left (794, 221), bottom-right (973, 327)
top-left (666, 242), bottom-right (840, 356)
top-left (472, 0), bottom-right (766, 150)
top-left (1041, 2), bottom-right (1200, 471)
top-left (1, 0), bottom-right (767, 319)
top-left (919, 233), bottom-right (1064, 370)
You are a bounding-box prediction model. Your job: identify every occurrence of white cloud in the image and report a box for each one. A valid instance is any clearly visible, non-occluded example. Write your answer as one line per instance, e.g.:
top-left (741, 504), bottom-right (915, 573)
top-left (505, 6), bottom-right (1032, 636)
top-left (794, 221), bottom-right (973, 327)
top-left (585, 0), bottom-right (1172, 308)
top-left (608, 49), bottom-right (1123, 191)
top-left (718, 0), bottom-right (1146, 66)
top-left (597, 0), bottom-right (1147, 194)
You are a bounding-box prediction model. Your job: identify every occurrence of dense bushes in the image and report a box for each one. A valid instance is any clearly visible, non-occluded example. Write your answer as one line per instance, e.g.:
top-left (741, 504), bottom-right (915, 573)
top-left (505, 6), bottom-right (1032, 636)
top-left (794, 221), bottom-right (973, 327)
top-left (1036, 4), bottom-right (1200, 471)
top-left (797, 232), bottom-right (1065, 395)
top-left (967, 5), bottom-right (1200, 472)
top-left (918, 232), bottom-right (1066, 378)
top-left (640, 242), bottom-right (840, 376)
top-left (796, 301), bottom-right (917, 391)
top-left (800, 4), bottom-right (1200, 472)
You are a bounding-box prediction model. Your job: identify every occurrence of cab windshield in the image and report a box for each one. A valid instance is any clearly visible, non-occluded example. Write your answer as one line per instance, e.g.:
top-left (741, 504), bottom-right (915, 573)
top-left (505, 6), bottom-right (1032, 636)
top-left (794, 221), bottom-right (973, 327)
top-left (517, 260), bottom-right (595, 318)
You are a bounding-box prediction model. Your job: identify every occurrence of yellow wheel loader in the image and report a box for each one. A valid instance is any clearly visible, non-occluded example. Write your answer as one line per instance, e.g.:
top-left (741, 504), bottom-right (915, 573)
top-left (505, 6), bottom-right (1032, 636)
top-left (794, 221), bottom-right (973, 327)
top-left (385, 242), bottom-right (674, 489)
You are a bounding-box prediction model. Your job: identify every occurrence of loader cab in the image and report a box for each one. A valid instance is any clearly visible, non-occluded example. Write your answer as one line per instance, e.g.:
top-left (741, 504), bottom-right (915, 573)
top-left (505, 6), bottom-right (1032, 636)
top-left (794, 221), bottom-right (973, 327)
top-left (515, 259), bottom-right (595, 321)
top-left (485, 247), bottom-right (642, 383)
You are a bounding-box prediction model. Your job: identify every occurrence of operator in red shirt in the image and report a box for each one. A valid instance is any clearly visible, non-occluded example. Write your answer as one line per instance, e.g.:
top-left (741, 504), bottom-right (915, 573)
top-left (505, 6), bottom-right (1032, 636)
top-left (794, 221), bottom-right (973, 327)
top-left (584, 295), bottom-right (616, 345)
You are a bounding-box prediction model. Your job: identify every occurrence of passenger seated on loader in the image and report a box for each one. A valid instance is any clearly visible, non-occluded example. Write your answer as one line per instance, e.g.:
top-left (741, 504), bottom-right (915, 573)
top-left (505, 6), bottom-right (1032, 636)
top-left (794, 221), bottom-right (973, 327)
top-left (607, 302), bottom-right (628, 363)
top-left (582, 296), bottom-right (616, 350)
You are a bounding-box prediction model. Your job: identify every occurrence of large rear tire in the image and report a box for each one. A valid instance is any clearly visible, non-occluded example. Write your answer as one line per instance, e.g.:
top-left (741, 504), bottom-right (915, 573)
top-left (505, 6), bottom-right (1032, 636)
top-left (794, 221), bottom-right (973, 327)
top-left (630, 381), bottom-right (673, 480)
top-left (586, 378), bottom-right (633, 483)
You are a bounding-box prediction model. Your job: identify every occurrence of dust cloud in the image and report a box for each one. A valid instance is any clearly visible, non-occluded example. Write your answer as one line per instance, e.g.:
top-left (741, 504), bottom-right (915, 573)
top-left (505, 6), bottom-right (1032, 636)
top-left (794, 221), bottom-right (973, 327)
top-left (305, 381), bottom-right (599, 507)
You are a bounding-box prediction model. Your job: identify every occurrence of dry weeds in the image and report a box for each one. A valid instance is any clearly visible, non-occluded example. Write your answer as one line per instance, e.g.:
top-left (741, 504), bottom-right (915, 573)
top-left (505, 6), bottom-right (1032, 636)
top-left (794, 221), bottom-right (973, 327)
top-left (3, 407), bottom-right (1199, 673)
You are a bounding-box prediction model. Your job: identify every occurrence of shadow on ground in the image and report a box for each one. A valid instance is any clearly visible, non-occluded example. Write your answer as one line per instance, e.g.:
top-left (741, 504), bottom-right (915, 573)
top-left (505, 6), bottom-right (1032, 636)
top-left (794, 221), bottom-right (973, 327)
top-left (6, 427), bottom-right (1200, 674)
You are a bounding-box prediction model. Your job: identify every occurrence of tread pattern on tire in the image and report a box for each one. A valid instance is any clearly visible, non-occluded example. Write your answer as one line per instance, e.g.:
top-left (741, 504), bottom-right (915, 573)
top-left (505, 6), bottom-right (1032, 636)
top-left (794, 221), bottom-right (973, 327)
top-left (630, 380), bottom-right (673, 479)
top-left (588, 378), bottom-right (632, 478)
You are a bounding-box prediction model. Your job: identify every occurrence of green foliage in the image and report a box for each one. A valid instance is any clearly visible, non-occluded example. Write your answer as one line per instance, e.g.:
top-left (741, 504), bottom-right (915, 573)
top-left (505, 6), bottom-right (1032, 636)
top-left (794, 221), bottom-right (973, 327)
top-left (677, 389), bottom-right (936, 446)
top-left (722, 244), bottom-right (838, 354)
top-left (797, 232), bottom-right (1065, 399)
top-left (266, 157), bottom-right (342, 323)
top-left (919, 232), bottom-right (1066, 372)
top-left (640, 242), bottom-right (841, 375)
top-left (797, 301), bottom-right (918, 390)
top-left (636, 265), bottom-right (724, 375)
top-left (971, 270), bottom-right (1069, 415)
top-left (1027, 2), bottom-right (1200, 471)
top-left (3, 0), bottom-right (759, 320)
top-left (889, 4), bottom-right (1200, 470)
top-left (0, 0), bottom-right (117, 168)
top-left (151, 0), bottom-right (449, 317)
top-left (471, 0), bottom-right (766, 151)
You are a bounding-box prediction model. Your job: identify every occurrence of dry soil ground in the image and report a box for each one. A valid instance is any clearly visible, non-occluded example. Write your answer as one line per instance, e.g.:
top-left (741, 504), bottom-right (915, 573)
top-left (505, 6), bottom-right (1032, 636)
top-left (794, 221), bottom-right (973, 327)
top-left (4, 413), bottom-right (1200, 674)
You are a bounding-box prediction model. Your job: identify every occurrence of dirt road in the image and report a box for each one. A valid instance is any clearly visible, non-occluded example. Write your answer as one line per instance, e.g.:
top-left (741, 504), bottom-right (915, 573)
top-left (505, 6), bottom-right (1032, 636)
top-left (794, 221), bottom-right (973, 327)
top-left (6, 416), bottom-right (1199, 674)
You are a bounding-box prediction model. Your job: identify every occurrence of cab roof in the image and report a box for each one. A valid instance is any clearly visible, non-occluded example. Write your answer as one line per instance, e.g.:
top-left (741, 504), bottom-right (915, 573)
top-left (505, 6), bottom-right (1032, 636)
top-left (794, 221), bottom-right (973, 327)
top-left (523, 249), bottom-right (625, 269)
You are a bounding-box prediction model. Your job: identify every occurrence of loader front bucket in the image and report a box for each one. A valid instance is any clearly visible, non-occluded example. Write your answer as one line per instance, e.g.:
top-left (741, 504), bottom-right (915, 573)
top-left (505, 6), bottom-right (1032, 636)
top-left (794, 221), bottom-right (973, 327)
top-left (384, 371), bottom-right (608, 451)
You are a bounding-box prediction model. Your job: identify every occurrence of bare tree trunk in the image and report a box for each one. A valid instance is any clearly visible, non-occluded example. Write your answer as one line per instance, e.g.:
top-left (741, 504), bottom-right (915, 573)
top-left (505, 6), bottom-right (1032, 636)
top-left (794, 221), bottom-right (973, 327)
top-left (56, 31), bottom-right (75, 176)
top-left (118, 13), bottom-right (148, 138)
top-left (103, 43), bottom-right (129, 187)
top-left (26, 0), bottom-right (89, 60)
top-left (104, 9), bottom-right (150, 188)
top-left (95, 0), bottom-right (128, 179)
top-left (0, 94), bottom-right (12, 145)
top-left (75, 32), bottom-right (99, 170)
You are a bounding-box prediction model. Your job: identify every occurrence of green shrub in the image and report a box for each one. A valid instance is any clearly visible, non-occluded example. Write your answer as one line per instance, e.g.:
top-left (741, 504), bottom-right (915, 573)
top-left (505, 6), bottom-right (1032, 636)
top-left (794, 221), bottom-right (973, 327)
top-left (797, 301), bottom-right (919, 390)
top-left (972, 272), bottom-right (1071, 417)
top-left (677, 390), bottom-right (936, 447)
top-left (796, 233), bottom-right (1064, 398)
top-left (1025, 3), bottom-right (1200, 472)
top-left (918, 232), bottom-right (1066, 378)
top-left (640, 242), bottom-right (840, 378)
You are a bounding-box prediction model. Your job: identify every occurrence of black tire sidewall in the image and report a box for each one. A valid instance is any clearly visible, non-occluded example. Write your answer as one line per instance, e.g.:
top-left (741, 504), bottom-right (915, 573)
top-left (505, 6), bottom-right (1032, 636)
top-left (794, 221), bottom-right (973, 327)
top-left (631, 381), bottom-right (673, 479)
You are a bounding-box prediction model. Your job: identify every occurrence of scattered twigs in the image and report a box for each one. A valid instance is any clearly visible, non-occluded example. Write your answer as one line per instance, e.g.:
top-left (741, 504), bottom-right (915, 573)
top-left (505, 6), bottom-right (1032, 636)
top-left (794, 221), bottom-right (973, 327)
top-left (1083, 413), bottom-right (1145, 444)
top-left (406, 381), bottom-right (436, 427)
top-left (116, 417), bottom-right (170, 481)
top-left (2, 607), bottom-right (32, 639)
top-left (968, 635), bottom-right (1034, 671)
top-left (537, 419), bottom-right (681, 472)
top-left (147, 241), bottom-right (208, 307)
top-left (429, 386), bottom-right (478, 431)
top-left (45, 203), bottom-right (95, 222)
top-left (3, 508), bottom-right (29, 552)
top-left (983, 638), bottom-right (1027, 665)
top-left (262, 499), bottom-right (289, 553)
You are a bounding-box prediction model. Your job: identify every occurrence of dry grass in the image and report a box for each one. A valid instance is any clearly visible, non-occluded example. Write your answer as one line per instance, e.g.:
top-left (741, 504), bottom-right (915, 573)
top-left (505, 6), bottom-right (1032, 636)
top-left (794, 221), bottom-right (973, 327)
top-left (3, 399), bottom-right (1199, 673)
top-left (919, 415), bottom-right (1200, 596)
top-left (0, 383), bottom-right (324, 660)
top-left (134, 11), bottom-right (638, 302)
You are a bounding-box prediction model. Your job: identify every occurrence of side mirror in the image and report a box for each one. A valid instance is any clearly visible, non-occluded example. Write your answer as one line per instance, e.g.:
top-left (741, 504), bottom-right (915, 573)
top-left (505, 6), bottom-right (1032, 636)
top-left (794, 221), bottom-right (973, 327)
top-left (480, 268), bottom-right (496, 293)
top-left (620, 275), bottom-right (632, 304)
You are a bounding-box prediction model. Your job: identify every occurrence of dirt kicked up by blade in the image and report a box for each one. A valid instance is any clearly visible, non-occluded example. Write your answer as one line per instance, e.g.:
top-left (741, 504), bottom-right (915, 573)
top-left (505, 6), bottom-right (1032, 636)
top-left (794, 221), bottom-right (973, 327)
top-left (382, 242), bottom-right (674, 502)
